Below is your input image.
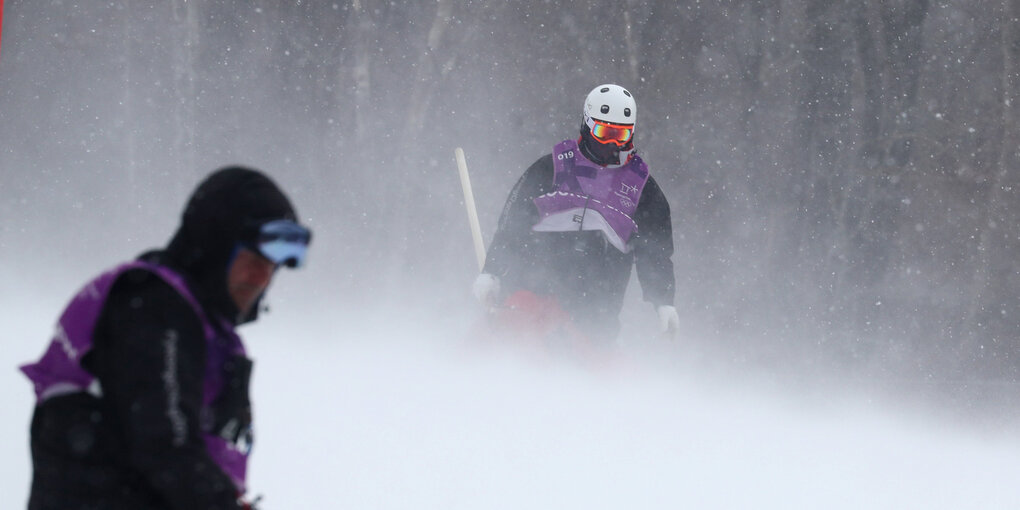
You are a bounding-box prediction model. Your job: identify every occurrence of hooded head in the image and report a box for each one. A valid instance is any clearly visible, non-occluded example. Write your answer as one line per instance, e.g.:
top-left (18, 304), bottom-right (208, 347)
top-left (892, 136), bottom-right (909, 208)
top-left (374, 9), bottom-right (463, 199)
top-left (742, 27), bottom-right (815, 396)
top-left (162, 166), bottom-right (307, 325)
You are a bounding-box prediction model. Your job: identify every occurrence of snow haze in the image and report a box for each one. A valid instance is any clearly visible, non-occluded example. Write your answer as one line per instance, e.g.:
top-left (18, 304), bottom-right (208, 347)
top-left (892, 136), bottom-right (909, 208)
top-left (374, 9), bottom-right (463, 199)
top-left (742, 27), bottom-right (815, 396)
top-left (4, 282), bottom-right (1020, 508)
top-left (3, 2), bottom-right (1020, 509)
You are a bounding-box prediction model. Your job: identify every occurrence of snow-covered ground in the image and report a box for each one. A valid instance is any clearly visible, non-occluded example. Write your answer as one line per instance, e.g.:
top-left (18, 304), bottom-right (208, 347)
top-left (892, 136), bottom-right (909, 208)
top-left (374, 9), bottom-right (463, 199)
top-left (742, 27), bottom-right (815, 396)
top-left (4, 272), bottom-right (1020, 509)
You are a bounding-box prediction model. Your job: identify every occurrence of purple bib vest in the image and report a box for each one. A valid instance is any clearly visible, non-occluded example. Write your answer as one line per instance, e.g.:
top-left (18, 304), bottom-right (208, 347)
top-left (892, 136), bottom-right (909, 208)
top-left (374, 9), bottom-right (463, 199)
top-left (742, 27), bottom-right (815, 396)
top-left (532, 139), bottom-right (650, 253)
top-left (20, 261), bottom-right (251, 490)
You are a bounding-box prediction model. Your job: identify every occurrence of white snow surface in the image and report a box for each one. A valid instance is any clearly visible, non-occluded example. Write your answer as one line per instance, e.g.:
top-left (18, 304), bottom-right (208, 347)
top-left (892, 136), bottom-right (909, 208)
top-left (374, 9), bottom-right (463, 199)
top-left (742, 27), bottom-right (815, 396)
top-left (4, 274), bottom-right (1020, 509)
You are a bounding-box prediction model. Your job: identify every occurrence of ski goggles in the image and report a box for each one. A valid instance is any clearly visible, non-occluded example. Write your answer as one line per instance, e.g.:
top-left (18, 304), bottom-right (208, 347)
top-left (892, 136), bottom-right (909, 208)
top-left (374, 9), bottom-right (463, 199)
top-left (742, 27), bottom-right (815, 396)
top-left (585, 116), bottom-right (634, 147)
top-left (245, 219), bottom-right (312, 268)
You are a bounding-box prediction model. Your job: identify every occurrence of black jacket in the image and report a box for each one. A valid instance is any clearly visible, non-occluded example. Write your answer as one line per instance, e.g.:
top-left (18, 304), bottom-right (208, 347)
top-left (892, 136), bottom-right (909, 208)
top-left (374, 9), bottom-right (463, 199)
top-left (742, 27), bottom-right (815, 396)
top-left (483, 152), bottom-right (675, 340)
top-left (28, 265), bottom-right (246, 510)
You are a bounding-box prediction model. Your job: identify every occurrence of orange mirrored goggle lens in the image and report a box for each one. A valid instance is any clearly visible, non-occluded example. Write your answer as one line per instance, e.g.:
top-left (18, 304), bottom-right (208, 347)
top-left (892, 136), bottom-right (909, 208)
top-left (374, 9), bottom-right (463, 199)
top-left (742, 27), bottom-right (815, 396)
top-left (586, 117), bottom-right (634, 146)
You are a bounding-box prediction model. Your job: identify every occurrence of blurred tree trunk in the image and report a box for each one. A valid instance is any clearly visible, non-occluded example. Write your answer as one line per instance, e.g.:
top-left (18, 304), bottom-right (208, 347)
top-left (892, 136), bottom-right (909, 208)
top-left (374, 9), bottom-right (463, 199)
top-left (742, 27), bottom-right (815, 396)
top-left (349, 0), bottom-right (374, 145)
top-left (854, 0), bottom-right (930, 169)
top-left (966, 0), bottom-right (1020, 374)
top-left (834, 0), bottom-right (929, 337)
top-left (403, 0), bottom-right (452, 138)
top-left (742, 0), bottom-right (812, 319)
top-left (389, 0), bottom-right (461, 286)
top-left (639, 1), bottom-right (703, 103)
top-left (171, 0), bottom-right (199, 186)
top-left (121, 5), bottom-right (137, 199)
top-left (623, 3), bottom-right (640, 84)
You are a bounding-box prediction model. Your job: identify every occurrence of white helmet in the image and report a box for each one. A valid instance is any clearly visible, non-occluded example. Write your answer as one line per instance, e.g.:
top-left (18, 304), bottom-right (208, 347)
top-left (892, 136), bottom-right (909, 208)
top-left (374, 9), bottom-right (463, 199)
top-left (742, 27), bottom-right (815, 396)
top-left (583, 84), bottom-right (636, 125)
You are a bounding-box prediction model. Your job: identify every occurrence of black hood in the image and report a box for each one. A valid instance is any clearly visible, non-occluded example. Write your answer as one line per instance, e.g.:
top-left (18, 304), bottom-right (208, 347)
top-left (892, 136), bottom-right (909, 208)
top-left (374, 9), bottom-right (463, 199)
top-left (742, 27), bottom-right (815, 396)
top-left (158, 166), bottom-right (298, 325)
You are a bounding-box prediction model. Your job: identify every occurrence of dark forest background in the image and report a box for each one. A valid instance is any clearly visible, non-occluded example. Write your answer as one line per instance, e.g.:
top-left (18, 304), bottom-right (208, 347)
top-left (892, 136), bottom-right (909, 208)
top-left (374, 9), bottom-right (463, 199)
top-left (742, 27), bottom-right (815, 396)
top-left (1, 1), bottom-right (1018, 391)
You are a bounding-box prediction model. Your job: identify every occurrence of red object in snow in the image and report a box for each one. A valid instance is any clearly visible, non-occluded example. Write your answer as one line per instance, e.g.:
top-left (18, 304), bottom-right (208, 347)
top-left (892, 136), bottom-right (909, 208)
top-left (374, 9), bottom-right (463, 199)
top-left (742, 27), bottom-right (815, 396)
top-left (466, 290), bottom-right (629, 372)
top-left (494, 290), bottom-right (585, 344)
top-left (487, 290), bottom-right (624, 368)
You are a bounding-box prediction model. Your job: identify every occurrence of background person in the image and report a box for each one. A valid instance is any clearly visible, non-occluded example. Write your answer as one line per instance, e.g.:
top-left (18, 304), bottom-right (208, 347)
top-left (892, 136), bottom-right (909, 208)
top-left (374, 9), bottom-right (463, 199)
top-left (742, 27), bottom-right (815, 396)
top-left (474, 84), bottom-right (678, 346)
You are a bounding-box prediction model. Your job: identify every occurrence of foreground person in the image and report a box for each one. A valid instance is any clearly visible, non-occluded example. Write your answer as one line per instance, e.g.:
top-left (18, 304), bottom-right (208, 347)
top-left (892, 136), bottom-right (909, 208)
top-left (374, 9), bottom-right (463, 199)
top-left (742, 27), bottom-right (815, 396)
top-left (22, 166), bottom-right (311, 510)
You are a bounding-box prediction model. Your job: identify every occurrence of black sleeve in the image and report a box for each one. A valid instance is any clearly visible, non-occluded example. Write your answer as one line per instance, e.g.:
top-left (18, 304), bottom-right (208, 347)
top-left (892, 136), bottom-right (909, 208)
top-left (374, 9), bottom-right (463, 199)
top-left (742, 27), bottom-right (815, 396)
top-left (483, 155), bottom-right (553, 277)
top-left (91, 269), bottom-right (241, 510)
top-left (633, 175), bottom-right (676, 307)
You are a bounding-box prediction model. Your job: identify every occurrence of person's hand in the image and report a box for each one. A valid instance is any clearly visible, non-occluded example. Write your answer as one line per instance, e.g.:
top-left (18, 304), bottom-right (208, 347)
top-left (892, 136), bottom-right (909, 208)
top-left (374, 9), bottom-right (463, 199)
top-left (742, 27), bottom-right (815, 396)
top-left (237, 493), bottom-right (262, 510)
top-left (657, 305), bottom-right (679, 338)
top-left (472, 273), bottom-right (501, 306)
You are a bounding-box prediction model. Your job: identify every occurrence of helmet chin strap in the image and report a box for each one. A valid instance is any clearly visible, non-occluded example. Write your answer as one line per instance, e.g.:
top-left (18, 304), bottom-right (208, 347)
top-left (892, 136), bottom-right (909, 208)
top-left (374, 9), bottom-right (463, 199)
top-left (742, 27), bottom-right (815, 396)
top-left (612, 148), bottom-right (634, 168)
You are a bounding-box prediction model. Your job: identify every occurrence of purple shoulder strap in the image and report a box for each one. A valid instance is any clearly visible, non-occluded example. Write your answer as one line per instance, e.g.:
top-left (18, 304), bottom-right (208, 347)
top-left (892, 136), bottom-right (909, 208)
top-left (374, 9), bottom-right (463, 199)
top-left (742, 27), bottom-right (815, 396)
top-left (19, 261), bottom-right (213, 401)
top-left (20, 260), bottom-right (251, 489)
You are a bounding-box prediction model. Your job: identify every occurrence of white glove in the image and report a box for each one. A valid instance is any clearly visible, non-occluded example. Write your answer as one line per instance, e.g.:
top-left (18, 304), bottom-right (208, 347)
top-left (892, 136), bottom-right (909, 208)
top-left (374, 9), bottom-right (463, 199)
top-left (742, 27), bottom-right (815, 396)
top-left (472, 273), bottom-right (501, 306)
top-left (657, 305), bottom-right (679, 338)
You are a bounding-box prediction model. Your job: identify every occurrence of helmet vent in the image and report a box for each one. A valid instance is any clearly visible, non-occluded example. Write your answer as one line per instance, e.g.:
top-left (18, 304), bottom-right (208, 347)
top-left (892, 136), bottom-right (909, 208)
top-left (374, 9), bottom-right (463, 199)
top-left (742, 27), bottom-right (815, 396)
top-left (624, 108), bottom-right (632, 117)
top-left (600, 87), bottom-right (610, 93)
top-left (623, 90), bottom-right (632, 97)
top-left (600, 105), bottom-right (610, 114)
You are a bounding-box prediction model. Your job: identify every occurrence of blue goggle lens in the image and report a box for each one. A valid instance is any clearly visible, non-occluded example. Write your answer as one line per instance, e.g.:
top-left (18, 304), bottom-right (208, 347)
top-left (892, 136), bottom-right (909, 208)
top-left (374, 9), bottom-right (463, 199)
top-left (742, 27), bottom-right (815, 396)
top-left (255, 219), bottom-right (311, 268)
